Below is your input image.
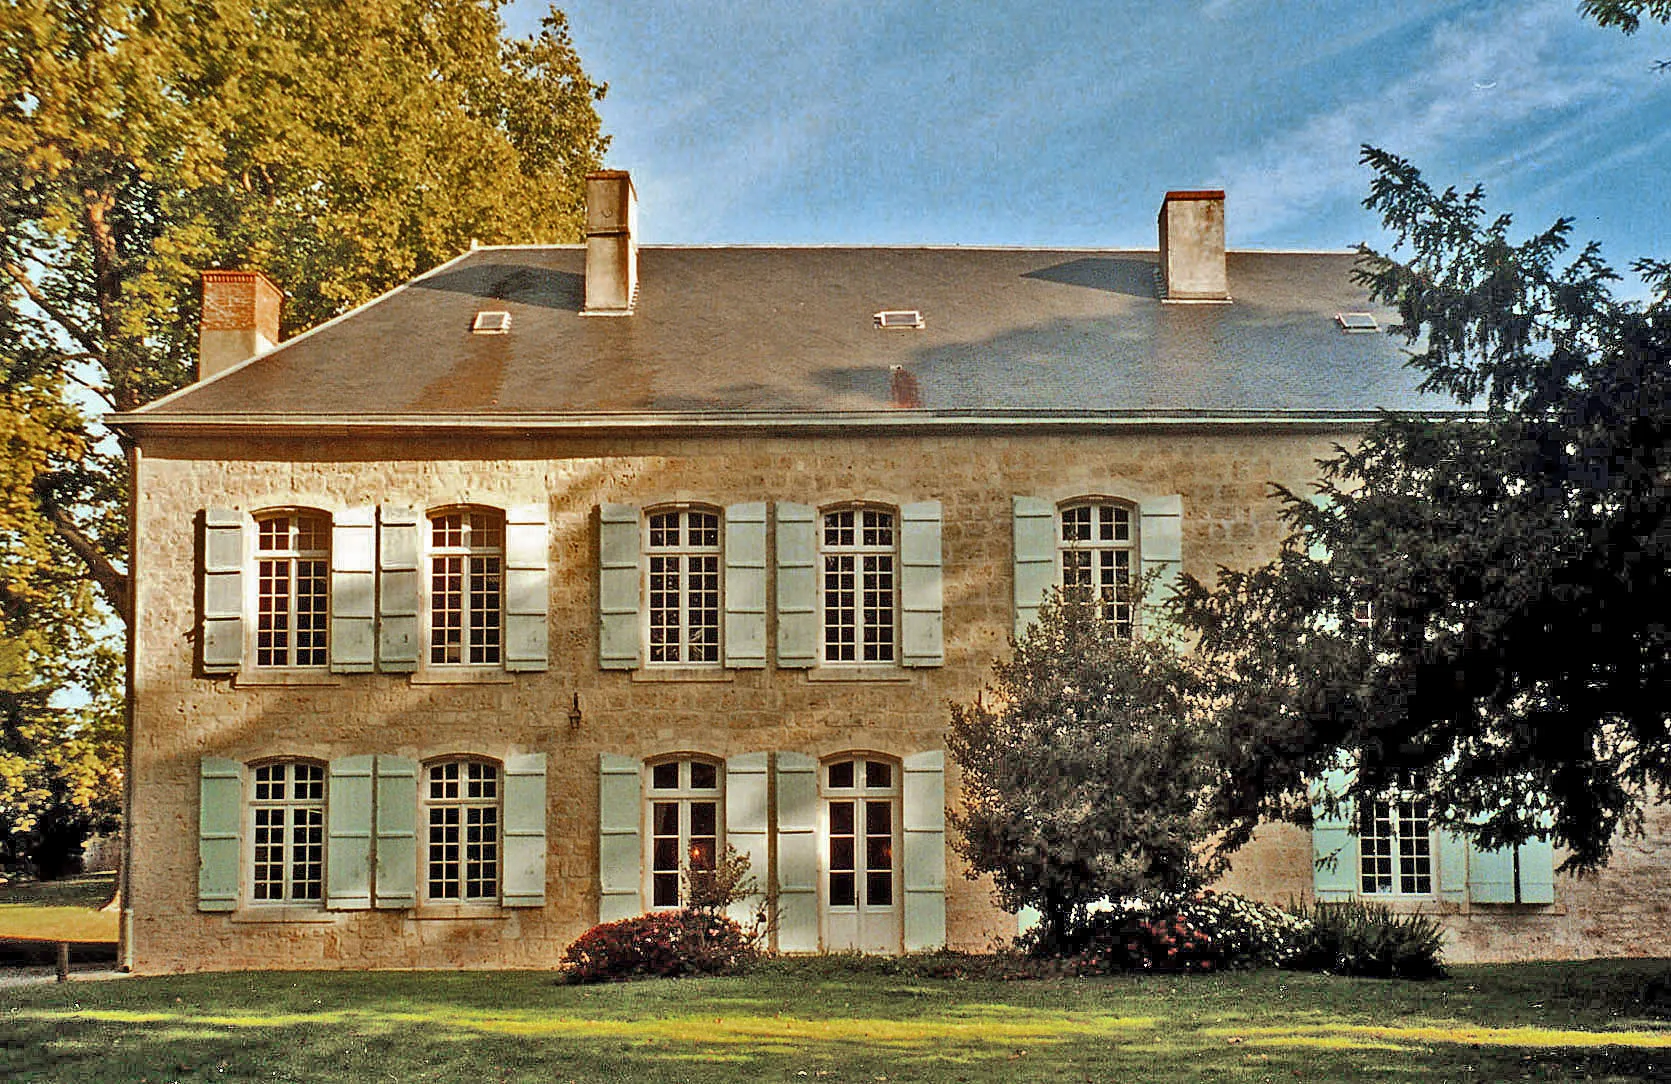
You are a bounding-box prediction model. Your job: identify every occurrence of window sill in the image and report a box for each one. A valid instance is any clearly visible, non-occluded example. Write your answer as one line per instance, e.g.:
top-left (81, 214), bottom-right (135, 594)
top-left (234, 670), bottom-right (341, 688)
top-left (408, 904), bottom-right (507, 921)
top-left (409, 668), bottom-right (514, 685)
top-left (633, 667), bottom-right (734, 683)
top-left (228, 907), bottom-right (336, 924)
top-left (805, 667), bottom-right (912, 684)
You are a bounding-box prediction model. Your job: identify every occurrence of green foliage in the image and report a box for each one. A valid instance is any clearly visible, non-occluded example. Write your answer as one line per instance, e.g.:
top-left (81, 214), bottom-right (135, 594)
top-left (1021, 892), bottom-right (1310, 974)
top-left (1291, 900), bottom-right (1447, 980)
top-left (0, 0), bottom-right (607, 872)
top-left (1581, 0), bottom-right (1671, 34)
top-left (1173, 147), bottom-right (1671, 870)
top-left (948, 589), bottom-right (1219, 952)
top-left (558, 910), bottom-right (760, 984)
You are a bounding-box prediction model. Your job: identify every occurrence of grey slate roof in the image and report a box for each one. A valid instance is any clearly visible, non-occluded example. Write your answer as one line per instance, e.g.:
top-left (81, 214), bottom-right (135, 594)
top-left (124, 245), bottom-right (1457, 424)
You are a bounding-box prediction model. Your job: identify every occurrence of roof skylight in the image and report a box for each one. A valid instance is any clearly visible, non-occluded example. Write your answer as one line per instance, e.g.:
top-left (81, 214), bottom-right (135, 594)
top-left (472, 310), bottom-right (512, 334)
top-left (1335, 312), bottom-right (1379, 334)
top-left (874, 309), bottom-right (925, 330)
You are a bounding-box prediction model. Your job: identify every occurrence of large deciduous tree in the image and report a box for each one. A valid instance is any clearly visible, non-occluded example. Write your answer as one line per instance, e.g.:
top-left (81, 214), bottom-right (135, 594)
top-left (1174, 147), bottom-right (1670, 871)
top-left (0, 0), bottom-right (607, 872)
top-left (949, 590), bottom-right (1218, 951)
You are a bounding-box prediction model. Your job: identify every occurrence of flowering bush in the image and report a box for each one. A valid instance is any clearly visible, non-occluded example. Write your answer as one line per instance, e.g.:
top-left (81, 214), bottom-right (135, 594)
top-left (1021, 891), bottom-right (1311, 974)
top-left (559, 909), bottom-right (759, 984)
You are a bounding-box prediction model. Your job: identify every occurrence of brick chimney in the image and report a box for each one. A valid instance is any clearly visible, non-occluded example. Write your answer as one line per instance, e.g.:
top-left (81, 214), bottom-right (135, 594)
top-left (198, 270), bottom-right (283, 380)
top-left (583, 170), bottom-right (638, 315)
top-left (1157, 190), bottom-right (1228, 302)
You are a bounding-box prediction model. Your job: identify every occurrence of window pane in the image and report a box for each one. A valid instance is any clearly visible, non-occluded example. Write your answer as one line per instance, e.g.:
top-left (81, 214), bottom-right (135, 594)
top-left (830, 871), bottom-right (856, 907)
top-left (653, 802), bottom-right (679, 836)
top-left (866, 870), bottom-right (893, 907)
top-left (864, 760), bottom-right (892, 789)
top-left (866, 800), bottom-right (892, 836)
top-left (830, 800), bottom-right (854, 836)
top-left (690, 801), bottom-right (716, 836)
top-left (828, 761), bottom-right (854, 790)
top-left (689, 761), bottom-right (718, 790)
top-left (651, 762), bottom-right (679, 790)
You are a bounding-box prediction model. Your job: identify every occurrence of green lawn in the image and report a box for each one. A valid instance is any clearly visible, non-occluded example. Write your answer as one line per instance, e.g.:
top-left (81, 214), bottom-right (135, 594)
top-left (0, 872), bottom-right (117, 943)
top-left (3, 959), bottom-right (1671, 1082)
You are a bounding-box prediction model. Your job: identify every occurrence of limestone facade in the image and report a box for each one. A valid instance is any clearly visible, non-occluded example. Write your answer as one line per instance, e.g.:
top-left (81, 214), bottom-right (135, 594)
top-left (124, 426), bottom-right (1671, 972)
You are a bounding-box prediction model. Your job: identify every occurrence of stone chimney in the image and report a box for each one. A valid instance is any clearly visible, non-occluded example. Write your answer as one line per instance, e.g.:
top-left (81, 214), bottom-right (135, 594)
top-left (198, 270), bottom-right (283, 380)
top-left (584, 170), bottom-right (638, 315)
top-left (1157, 190), bottom-right (1228, 302)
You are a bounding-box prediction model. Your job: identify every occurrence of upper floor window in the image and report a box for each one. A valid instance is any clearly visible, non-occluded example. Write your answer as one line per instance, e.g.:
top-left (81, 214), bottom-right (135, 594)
top-left (646, 756), bottom-right (723, 908)
top-left (249, 759), bottom-right (325, 904)
top-left (822, 507), bottom-right (896, 664)
top-left (429, 508), bottom-right (503, 666)
top-left (646, 508), bottom-right (722, 666)
top-left (1059, 500), bottom-right (1135, 638)
top-left (1359, 794), bottom-right (1433, 896)
top-left (254, 511), bottom-right (330, 667)
top-left (425, 759), bottom-right (500, 903)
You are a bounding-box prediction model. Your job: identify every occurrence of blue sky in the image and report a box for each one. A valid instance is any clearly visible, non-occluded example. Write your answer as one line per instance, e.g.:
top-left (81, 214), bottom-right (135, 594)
top-left (511, 1), bottom-right (1671, 271)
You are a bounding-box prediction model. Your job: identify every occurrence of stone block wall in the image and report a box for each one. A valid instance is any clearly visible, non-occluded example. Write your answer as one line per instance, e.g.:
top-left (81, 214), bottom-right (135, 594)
top-left (125, 426), bottom-right (1671, 971)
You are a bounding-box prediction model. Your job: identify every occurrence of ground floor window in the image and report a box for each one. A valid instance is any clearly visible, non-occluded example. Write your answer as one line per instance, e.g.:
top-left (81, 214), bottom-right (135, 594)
top-left (822, 754), bottom-right (901, 952)
top-left (249, 760), bottom-right (324, 903)
top-left (647, 756), bottom-right (722, 908)
top-left (1359, 795), bottom-right (1433, 896)
top-left (426, 759), bottom-right (500, 902)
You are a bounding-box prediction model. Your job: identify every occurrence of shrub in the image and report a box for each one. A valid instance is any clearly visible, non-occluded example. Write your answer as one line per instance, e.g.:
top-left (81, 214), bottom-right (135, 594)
top-left (559, 909), bottom-right (759, 984)
top-left (1292, 900), bottom-right (1447, 979)
top-left (1021, 891), bottom-right (1310, 974)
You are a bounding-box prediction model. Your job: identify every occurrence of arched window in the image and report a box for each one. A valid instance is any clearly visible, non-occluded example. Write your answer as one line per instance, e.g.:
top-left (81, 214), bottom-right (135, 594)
top-left (821, 505), bottom-right (896, 664)
top-left (248, 759), bottom-right (325, 904)
top-left (821, 753), bottom-right (901, 952)
top-left (253, 511), bottom-right (330, 667)
top-left (424, 758), bottom-right (501, 903)
top-left (645, 755), bottom-right (724, 908)
top-left (428, 508), bottom-right (504, 666)
top-left (645, 507), bottom-right (722, 665)
top-left (1058, 499), bottom-right (1136, 638)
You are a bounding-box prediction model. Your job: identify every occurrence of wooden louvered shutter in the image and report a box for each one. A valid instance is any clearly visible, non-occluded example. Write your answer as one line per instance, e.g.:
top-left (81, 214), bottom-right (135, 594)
top-left (502, 753), bottom-right (547, 907)
top-left (376, 506), bottom-right (421, 672)
top-left (197, 757), bottom-right (242, 911)
top-left (598, 505), bottom-right (640, 669)
top-left (723, 503), bottom-right (768, 668)
top-left (1137, 494), bottom-right (1183, 633)
top-left (775, 503), bottom-right (818, 668)
top-left (1310, 766), bottom-right (1357, 902)
top-left (504, 505), bottom-right (550, 672)
top-left (1011, 496), bottom-right (1055, 639)
top-left (899, 502), bottom-right (944, 667)
top-left (201, 510), bottom-right (245, 674)
top-left (901, 751), bottom-right (946, 950)
top-left (598, 754), bottom-right (643, 920)
top-left (325, 755), bottom-right (374, 909)
top-left (373, 756), bottom-right (418, 908)
top-left (775, 752), bottom-right (819, 951)
top-left (724, 753), bottom-right (770, 926)
top-left (331, 507), bottom-right (376, 673)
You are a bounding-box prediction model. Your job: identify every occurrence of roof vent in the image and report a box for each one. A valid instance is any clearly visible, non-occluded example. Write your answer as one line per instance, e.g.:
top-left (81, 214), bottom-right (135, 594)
top-left (472, 310), bottom-right (512, 334)
top-left (1335, 312), bottom-right (1378, 334)
top-left (874, 309), bottom-right (924, 329)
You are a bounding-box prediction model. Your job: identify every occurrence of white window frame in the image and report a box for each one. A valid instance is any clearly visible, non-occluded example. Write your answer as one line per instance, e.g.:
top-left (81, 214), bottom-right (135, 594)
top-left (1358, 793), bottom-right (1435, 898)
top-left (247, 759), bottom-right (326, 906)
top-left (249, 509), bottom-right (331, 670)
top-left (821, 754), bottom-right (901, 915)
top-left (425, 507), bottom-right (505, 668)
top-left (643, 755), bottom-right (725, 909)
top-left (643, 507), bottom-right (723, 667)
top-left (1057, 498), bottom-right (1137, 638)
top-left (423, 758), bottom-right (502, 904)
top-left (819, 505), bottom-right (898, 665)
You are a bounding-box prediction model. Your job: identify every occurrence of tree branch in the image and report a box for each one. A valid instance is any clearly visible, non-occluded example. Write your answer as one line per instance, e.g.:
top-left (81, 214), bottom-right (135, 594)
top-left (1, 262), bottom-right (105, 361)
top-left (42, 503), bottom-right (130, 627)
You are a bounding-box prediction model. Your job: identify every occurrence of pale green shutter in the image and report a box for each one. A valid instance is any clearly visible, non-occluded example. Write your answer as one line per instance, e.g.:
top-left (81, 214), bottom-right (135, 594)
top-left (775, 503), bottom-right (818, 668)
top-left (1467, 840), bottom-right (1517, 903)
top-left (373, 756), bottom-right (418, 908)
top-left (326, 755), bottom-right (374, 909)
top-left (376, 506), bottom-right (421, 672)
top-left (724, 752), bottom-right (770, 926)
top-left (724, 503), bottom-right (768, 668)
top-left (598, 505), bottom-right (640, 670)
top-left (899, 502), bottom-right (944, 667)
top-left (1436, 827), bottom-right (1469, 906)
top-left (1517, 836), bottom-right (1556, 905)
top-left (502, 753), bottom-right (547, 907)
top-left (1305, 492), bottom-right (1332, 563)
top-left (598, 754), bottom-right (643, 920)
top-left (902, 751), bottom-right (947, 950)
top-left (201, 510), bottom-right (245, 674)
top-left (1310, 767), bottom-right (1357, 902)
top-left (775, 752), bottom-right (819, 951)
top-left (504, 505), bottom-right (550, 672)
top-left (1012, 496), bottom-right (1055, 639)
top-left (331, 507), bottom-right (376, 673)
top-left (197, 757), bottom-right (242, 911)
top-left (1137, 494), bottom-right (1183, 631)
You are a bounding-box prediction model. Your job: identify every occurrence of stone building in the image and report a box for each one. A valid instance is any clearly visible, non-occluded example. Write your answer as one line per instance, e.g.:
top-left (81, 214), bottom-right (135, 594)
top-left (108, 172), bottom-right (1671, 973)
